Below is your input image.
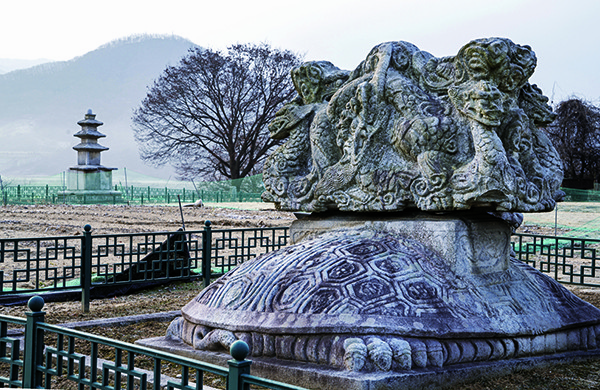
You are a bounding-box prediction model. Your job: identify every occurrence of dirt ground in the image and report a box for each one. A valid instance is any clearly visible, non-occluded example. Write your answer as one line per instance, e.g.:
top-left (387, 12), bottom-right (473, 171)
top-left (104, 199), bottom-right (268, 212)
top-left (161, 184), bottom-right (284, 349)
top-left (3, 203), bottom-right (600, 389)
top-left (3, 201), bottom-right (598, 239)
top-left (0, 202), bottom-right (295, 238)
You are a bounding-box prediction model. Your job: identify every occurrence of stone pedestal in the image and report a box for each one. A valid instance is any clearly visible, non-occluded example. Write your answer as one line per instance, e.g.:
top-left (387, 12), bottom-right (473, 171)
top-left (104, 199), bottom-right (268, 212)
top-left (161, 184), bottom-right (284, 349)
top-left (138, 335), bottom-right (600, 390)
top-left (290, 212), bottom-right (511, 277)
top-left (60, 168), bottom-right (122, 204)
top-left (139, 213), bottom-right (600, 389)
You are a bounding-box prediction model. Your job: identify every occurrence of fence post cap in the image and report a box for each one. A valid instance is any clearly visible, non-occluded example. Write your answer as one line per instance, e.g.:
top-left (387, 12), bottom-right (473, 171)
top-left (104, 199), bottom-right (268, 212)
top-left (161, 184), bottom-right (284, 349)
top-left (84, 224), bottom-right (92, 232)
top-left (204, 220), bottom-right (212, 227)
top-left (230, 340), bottom-right (250, 361)
top-left (28, 295), bottom-right (45, 312)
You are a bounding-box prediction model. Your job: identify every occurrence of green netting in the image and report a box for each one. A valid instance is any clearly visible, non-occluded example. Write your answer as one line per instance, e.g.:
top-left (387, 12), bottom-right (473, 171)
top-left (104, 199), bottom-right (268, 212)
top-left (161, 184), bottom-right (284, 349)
top-left (561, 187), bottom-right (600, 202)
top-left (0, 171), bottom-right (266, 205)
top-left (521, 194), bottom-right (600, 240)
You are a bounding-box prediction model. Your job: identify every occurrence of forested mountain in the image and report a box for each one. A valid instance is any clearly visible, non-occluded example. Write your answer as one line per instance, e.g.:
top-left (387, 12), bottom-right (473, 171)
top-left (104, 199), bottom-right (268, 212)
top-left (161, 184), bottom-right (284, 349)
top-left (0, 58), bottom-right (52, 74)
top-left (0, 35), bottom-right (197, 178)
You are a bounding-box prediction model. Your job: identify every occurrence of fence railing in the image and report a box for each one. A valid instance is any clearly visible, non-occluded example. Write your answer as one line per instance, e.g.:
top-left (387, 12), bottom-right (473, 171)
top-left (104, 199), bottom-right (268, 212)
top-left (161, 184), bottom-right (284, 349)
top-left (0, 222), bottom-right (289, 311)
top-left (2, 226), bottom-right (599, 310)
top-left (0, 296), bottom-right (308, 390)
top-left (511, 232), bottom-right (600, 287)
top-left (0, 184), bottom-right (264, 205)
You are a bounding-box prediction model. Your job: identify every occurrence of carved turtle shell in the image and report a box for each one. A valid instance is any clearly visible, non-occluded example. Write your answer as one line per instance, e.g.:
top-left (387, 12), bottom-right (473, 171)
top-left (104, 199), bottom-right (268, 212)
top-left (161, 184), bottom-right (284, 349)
top-left (181, 228), bottom-right (599, 339)
top-left (170, 226), bottom-right (600, 371)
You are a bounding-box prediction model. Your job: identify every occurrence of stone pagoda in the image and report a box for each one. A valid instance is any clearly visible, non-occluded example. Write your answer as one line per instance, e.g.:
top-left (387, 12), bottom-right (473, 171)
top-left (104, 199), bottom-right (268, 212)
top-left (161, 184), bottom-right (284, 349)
top-left (59, 109), bottom-right (122, 204)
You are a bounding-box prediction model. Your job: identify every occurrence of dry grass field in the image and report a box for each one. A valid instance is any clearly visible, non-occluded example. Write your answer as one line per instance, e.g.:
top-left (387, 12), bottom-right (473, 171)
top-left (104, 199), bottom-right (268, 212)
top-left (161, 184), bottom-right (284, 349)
top-left (521, 202), bottom-right (600, 239)
top-left (2, 200), bottom-right (598, 238)
top-left (2, 202), bottom-right (600, 389)
top-left (0, 201), bottom-right (292, 238)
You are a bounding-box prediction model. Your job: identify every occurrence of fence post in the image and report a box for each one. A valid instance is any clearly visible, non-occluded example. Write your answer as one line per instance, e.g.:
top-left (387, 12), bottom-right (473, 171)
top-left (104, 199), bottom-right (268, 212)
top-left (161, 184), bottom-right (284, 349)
top-left (202, 220), bottom-right (212, 288)
top-left (23, 296), bottom-right (45, 389)
top-left (227, 341), bottom-right (251, 390)
top-left (82, 224), bottom-right (93, 313)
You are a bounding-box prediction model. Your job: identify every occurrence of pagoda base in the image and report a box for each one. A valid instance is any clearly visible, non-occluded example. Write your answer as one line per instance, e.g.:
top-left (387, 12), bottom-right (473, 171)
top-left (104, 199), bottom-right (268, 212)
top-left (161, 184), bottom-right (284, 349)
top-left (57, 190), bottom-right (123, 204)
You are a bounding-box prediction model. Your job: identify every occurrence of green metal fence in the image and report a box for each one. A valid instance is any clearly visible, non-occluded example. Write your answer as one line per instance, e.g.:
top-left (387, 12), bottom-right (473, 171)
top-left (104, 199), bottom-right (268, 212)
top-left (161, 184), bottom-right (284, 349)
top-left (6, 182), bottom-right (600, 205)
top-left (2, 224), bottom-right (599, 311)
top-left (0, 296), bottom-right (308, 389)
top-left (118, 185), bottom-right (263, 204)
top-left (0, 222), bottom-right (289, 311)
top-left (0, 173), bottom-right (267, 205)
top-left (0, 184), bottom-right (263, 205)
top-left (511, 233), bottom-right (600, 287)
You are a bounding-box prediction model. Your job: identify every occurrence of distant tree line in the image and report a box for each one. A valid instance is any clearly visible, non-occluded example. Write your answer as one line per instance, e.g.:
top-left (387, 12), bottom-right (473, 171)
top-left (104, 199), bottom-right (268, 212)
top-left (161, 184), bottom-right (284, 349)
top-left (544, 98), bottom-right (600, 189)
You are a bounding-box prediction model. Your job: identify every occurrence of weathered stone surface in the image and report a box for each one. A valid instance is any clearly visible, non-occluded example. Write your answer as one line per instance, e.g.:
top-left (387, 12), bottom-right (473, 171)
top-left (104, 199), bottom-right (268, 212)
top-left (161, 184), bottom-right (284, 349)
top-left (289, 212), bottom-right (513, 277)
top-left (170, 215), bottom-right (600, 373)
top-left (262, 38), bottom-right (563, 213)
top-left (138, 335), bottom-right (600, 390)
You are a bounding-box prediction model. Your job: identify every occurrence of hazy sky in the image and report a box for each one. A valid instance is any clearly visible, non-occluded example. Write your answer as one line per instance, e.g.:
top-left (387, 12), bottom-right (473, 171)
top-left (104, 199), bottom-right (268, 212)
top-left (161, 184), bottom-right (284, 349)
top-left (1, 0), bottom-right (599, 103)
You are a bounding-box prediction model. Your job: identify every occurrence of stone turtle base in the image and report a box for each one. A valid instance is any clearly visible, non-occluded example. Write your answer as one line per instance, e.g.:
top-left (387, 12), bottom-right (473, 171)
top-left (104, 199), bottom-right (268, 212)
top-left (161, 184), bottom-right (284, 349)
top-left (137, 335), bottom-right (600, 390)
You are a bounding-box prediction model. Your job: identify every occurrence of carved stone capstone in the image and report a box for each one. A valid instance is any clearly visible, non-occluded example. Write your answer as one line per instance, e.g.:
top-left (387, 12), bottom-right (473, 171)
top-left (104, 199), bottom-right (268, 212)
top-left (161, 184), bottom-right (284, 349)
top-left (262, 38), bottom-right (563, 213)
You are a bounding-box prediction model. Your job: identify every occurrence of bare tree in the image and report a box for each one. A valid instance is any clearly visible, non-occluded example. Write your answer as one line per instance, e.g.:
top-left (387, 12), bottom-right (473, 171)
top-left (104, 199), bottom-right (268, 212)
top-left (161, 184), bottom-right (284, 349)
top-left (132, 43), bottom-right (301, 181)
top-left (544, 98), bottom-right (600, 188)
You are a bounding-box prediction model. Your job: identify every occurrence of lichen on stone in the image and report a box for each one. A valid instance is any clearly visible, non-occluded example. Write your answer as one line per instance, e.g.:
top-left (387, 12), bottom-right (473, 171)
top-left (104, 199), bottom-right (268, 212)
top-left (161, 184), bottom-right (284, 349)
top-left (262, 38), bottom-right (563, 213)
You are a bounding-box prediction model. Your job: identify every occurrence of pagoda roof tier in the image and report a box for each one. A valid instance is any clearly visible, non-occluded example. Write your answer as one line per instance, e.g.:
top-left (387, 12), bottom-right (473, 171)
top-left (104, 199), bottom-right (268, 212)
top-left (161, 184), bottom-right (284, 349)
top-left (77, 112), bottom-right (104, 127)
top-left (74, 128), bottom-right (106, 139)
top-left (73, 142), bottom-right (109, 152)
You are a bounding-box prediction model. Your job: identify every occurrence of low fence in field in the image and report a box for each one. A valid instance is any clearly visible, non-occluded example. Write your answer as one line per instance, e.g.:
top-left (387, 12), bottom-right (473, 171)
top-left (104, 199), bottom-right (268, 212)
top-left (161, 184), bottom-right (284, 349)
top-left (0, 184), bottom-right (263, 205)
top-left (511, 233), bottom-right (600, 286)
top-left (0, 296), bottom-right (307, 390)
top-left (1, 224), bottom-right (600, 311)
top-left (0, 222), bottom-right (289, 311)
